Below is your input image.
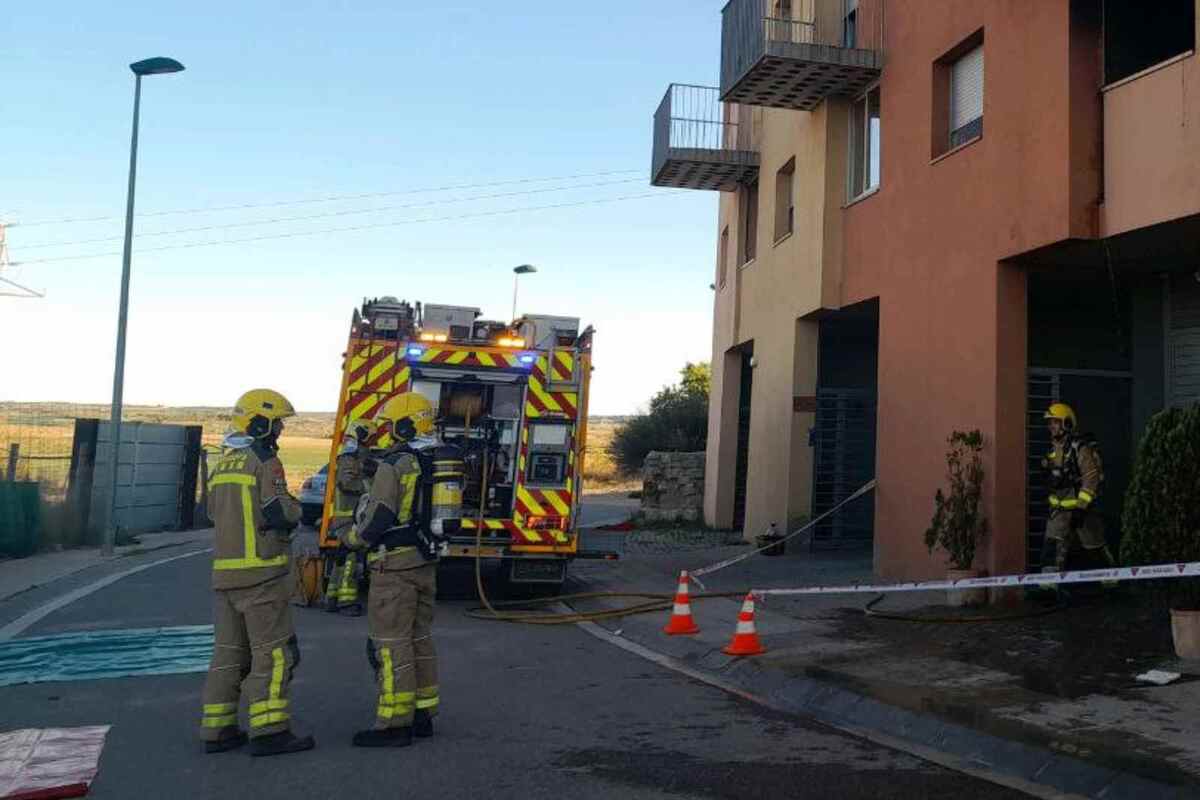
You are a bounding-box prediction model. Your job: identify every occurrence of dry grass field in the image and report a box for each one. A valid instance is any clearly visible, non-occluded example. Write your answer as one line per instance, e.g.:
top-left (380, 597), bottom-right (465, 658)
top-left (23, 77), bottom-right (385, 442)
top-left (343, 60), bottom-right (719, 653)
top-left (1, 404), bottom-right (636, 494)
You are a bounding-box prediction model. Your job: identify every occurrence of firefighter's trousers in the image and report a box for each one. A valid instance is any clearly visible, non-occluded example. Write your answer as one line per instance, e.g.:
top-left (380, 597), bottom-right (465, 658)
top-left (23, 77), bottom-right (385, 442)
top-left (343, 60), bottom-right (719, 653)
top-left (201, 577), bottom-right (300, 741)
top-left (329, 549), bottom-right (361, 607)
top-left (1042, 509), bottom-right (1111, 571)
top-left (366, 562), bottom-right (438, 729)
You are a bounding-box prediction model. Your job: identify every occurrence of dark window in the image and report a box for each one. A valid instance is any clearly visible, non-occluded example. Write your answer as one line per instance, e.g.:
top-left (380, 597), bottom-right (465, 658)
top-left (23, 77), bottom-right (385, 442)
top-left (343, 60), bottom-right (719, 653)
top-left (740, 180), bottom-right (758, 264)
top-left (1104, 0), bottom-right (1195, 85)
top-left (774, 159), bottom-right (795, 241)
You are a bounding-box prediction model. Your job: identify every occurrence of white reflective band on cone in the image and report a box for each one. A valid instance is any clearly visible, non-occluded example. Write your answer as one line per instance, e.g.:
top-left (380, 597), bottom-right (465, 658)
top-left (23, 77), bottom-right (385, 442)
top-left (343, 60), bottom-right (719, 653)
top-left (736, 621), bottom-right (755, 634)
top-left (752, 560), bottom-right (1200, 599)
top-left (673, 604), bottom-right (689, 615)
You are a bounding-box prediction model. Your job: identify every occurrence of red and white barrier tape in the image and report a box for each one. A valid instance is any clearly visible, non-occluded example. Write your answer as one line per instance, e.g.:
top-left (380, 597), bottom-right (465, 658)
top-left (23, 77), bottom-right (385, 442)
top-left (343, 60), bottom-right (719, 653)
top-left (752, 561), bottom-right (1200, 598)
top-left (691, 479), bottom-right (878, 580)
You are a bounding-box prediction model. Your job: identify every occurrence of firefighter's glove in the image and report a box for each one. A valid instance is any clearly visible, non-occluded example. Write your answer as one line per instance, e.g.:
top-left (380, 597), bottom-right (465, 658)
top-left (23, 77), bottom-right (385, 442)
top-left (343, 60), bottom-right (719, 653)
top-left (262, 496), bottom-right (299, 537)
top-left (357, 503), bottom-right (399, 548)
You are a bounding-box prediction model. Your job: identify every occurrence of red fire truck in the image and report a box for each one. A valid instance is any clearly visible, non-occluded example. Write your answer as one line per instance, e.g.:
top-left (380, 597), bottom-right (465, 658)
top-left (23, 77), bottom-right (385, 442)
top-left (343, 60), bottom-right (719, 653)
top-left (319, 297), bottom-right (604, 589)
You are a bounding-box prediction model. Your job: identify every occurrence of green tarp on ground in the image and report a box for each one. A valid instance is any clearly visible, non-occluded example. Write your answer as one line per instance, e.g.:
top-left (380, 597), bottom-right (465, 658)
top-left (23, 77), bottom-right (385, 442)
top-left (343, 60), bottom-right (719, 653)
top-left (0, 625), bottom-right (214, 687)
top-left (0, 482), bottom-right (40, 558)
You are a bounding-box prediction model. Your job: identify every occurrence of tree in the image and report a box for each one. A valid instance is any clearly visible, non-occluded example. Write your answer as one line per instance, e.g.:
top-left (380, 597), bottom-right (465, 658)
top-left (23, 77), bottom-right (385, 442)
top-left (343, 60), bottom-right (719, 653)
top-left (610, 362), bottom-right (710, 475)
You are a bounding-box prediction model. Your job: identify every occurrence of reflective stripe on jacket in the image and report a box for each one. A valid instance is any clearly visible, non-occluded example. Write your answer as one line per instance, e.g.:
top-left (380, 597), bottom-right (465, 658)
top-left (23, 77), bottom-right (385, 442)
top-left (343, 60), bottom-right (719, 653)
top-left (332, 450), bottom-right (368, 529)
top-left (1046, 438), bottom-right (1101, 512)
top-left (347, 451), bottom-right (425, 570)
top-left (208, 441), bottom-right (301, 589)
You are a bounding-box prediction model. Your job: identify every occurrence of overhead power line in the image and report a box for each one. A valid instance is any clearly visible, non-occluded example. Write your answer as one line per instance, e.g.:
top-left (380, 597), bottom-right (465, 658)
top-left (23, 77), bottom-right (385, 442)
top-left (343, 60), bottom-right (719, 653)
top-left (12, 169), bottom-right (644, 228)
top-left (0, 275), bottom-right (44, 298)
top-left (12, 192), bottom-right (679, 266)
top-left (0, 223), bottom-right (43, 297)
top-left (16, 178), bottom-right (643, 251)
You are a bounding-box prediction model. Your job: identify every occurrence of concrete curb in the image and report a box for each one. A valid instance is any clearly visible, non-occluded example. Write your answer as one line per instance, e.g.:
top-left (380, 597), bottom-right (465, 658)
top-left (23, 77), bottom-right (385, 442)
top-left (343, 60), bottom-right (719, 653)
top-left (566, 580), bottom-right (1198, 800)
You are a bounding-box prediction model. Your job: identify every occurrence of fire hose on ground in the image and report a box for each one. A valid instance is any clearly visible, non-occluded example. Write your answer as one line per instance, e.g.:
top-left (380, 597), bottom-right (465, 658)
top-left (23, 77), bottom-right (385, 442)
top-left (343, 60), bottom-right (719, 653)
top-left (465, 480), bottom-right (881, 625)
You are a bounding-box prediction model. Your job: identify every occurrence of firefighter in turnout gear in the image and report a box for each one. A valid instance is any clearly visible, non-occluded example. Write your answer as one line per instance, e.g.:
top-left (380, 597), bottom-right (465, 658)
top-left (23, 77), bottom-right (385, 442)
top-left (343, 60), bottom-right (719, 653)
top-left (342, 391), bottom-right (462, 747)
top-left (325, 418), bottom-right (378, 616)
top-left (1040, 403), bottom-right (1116, 577)
top-left (200, 389), bottom-right (316, 757)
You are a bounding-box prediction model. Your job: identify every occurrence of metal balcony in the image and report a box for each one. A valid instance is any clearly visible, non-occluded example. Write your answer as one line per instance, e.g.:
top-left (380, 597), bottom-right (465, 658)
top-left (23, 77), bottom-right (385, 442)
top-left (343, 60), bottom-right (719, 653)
top-left (651, 84), bottom-right (760, 192)
top-left (721, 0), bottom-right (883, 111)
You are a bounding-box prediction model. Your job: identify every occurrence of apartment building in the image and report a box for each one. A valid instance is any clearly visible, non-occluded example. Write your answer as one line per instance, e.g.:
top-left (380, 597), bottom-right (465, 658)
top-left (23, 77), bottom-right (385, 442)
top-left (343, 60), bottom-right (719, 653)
top-left (651, 0), bottom-right (1200, 580)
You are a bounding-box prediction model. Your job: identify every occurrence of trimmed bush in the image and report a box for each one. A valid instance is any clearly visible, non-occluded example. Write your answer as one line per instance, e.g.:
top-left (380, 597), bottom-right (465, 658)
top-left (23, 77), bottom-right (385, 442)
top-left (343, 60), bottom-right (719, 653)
top-left (1121, 404), bottom-right (1200, 609)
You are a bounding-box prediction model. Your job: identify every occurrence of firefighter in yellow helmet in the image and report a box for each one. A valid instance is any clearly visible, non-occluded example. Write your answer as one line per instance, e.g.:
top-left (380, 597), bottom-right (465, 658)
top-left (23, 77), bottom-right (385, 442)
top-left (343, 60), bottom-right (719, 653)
top-left (325, 417), bottom-right (378, 616)
top-left (341, 390), bottom-right (462, 747)
top-left (1040, 403), bottom-right (1115, 579)
top-left (200, 389), bottom-right (315, 757)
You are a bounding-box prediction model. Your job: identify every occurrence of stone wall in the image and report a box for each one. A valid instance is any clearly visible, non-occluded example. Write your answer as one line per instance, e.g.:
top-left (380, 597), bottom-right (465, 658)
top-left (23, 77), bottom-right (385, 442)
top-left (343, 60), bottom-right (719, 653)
top-left (641, 451), bottom-right (705, 522)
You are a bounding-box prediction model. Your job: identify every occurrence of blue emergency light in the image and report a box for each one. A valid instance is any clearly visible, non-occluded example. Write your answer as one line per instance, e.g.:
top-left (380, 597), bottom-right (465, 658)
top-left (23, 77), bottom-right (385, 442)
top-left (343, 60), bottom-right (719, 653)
top-left (519, 353), bottom-right (536, 365)
top-left (407, 346), bottom-right (425, 358)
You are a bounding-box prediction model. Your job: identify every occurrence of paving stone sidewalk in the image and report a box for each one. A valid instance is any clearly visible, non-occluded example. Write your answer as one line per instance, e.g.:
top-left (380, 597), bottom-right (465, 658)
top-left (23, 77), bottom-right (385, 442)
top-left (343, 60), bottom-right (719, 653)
top-left (570, 532), bottom-right (1200, 798)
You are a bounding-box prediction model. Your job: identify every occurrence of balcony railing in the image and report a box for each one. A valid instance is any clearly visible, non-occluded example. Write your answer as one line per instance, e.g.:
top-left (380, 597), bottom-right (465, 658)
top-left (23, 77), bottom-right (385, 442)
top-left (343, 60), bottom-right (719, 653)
top-left (721, 0), bottom-right (884, 111)
top-left (651, 84), bottom-right (760, 191)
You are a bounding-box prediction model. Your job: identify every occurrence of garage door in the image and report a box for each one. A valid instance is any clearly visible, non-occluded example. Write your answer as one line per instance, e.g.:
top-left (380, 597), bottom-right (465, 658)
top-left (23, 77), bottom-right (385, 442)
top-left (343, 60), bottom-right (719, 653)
top-left (1170, 274), bottom-right (1200, 408)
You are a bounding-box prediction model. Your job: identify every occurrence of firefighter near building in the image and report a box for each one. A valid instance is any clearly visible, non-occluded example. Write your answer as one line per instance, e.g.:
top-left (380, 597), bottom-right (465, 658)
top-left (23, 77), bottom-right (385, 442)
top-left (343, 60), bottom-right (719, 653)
top-left (317, 297), bottom-right (600, 603)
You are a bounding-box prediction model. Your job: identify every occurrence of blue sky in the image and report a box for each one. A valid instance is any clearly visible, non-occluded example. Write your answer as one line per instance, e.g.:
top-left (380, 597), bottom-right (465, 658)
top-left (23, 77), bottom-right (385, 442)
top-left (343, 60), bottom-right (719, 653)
top-left (0, 2), bottom-right (724, 415)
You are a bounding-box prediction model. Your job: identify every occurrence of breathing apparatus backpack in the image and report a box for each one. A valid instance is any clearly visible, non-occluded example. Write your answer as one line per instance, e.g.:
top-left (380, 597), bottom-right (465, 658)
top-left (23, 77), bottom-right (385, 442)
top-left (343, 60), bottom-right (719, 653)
top-left (372, 442), bottom-right (465, 561)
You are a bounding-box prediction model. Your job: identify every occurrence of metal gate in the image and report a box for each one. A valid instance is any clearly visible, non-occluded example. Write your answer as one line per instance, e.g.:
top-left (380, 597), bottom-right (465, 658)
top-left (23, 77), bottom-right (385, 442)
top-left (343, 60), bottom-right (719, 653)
top-left (71, 420), bottom-right (201, 537)
top-left (1026, 369), bottom-right (1132, 569)
top-left (810, 388), bottom-right (876, 549)
top-left (1169, 273), bottom-right (1200, 408)
top-left (732, 353), bottom-right (754, 530)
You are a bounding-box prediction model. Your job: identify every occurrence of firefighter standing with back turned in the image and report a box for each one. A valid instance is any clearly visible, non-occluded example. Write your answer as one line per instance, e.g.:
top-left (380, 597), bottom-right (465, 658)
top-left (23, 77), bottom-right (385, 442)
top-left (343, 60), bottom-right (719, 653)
top-left (1040, 403), bottom-right (1116, 580)
top-left (341, 391), bottom-right (462, 747)
top-left (325, 418), bottom-right (377, 616)
top-left (200, 389), bottom-right (315, 756)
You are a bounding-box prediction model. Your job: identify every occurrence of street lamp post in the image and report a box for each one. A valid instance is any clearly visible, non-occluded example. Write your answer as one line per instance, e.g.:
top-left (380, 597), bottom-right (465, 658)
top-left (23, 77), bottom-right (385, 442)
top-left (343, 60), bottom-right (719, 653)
top-left (511, 264), bottom-right (537, 322)
top-left (104, 57), bottom-right (185, 557)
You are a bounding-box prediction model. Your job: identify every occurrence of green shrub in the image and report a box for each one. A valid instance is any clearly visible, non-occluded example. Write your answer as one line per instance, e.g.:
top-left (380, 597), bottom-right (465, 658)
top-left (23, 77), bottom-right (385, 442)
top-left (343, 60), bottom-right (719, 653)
top-left (924, 430), bottom-right (988, 571)
top-left (1121, 404), bottom-right (1200, 609)
top-left (610, 363), bottom-right (709, 475)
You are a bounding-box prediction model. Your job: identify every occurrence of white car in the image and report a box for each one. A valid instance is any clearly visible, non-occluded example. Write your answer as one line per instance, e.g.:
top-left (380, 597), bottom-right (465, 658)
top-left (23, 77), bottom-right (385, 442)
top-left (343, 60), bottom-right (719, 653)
top-left (298, 464), bottom-right (328, 527)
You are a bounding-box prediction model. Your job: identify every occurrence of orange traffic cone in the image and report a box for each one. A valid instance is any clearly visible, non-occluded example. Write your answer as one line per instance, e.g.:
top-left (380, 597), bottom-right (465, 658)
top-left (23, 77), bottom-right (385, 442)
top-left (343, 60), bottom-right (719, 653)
top-left (663, 570), bottom-right (701, 635)
top-left (722, 593), bottom-right (767, 656)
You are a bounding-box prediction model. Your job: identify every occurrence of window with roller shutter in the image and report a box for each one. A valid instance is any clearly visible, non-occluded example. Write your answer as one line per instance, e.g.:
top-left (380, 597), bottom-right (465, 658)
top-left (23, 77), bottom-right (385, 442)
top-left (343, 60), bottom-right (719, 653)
top-left (949, 45), bottom-right (984, 149)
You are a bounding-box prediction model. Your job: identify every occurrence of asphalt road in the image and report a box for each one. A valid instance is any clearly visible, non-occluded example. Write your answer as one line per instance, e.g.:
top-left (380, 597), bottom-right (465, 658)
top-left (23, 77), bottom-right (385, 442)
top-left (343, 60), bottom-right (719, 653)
top-left (0, 513), bottom-right (1029, 799)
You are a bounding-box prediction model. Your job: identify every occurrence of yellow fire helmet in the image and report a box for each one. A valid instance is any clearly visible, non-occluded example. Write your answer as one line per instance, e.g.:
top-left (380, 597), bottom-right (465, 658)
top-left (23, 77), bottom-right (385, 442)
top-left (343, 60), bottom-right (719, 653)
top-left (1043, 402), bottom-right (1077, 431)
top-left (344, 417), bottom-right (377, 443)
top-left (376, 391), bottom-right (435, 441)
top-left (232, 388), bottom-right (296, 439)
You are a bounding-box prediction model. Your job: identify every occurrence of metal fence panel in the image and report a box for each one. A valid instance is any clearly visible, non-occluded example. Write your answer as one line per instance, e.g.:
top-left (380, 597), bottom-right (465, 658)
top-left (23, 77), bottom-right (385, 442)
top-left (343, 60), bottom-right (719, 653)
top-left (89, 422), bottom-right (189, 536)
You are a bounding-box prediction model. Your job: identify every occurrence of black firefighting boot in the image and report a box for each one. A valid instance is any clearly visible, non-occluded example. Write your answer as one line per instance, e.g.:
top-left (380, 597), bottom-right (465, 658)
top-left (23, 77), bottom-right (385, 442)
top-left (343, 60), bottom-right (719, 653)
top-left (204, 728), bottom-right (247, 754)
top-left (352, 727), bottom-right (414, 748)
top-left (340, 602), bottom-right (363, 617)
top-left (413, 710), bottom-right (434, 739)
top-left (249, 731), bottom-right (316, 757)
